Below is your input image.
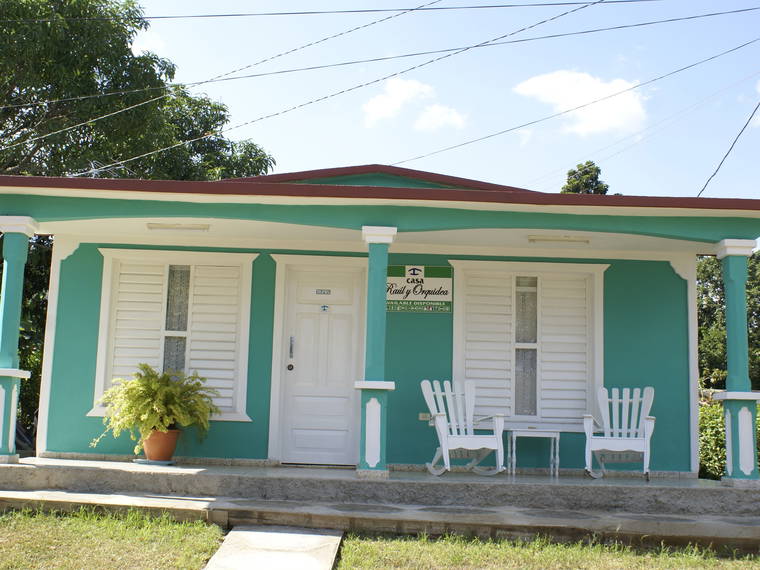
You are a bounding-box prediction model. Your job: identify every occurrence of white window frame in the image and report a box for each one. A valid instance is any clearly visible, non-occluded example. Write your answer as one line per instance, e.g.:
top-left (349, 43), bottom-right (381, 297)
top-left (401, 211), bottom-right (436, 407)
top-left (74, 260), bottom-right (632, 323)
top-left (89, 248), bottom-right (257, 421)
top-left (512, 275), bottom-right (541, 420)
top-left (450, 259), bottom-right (609, 431)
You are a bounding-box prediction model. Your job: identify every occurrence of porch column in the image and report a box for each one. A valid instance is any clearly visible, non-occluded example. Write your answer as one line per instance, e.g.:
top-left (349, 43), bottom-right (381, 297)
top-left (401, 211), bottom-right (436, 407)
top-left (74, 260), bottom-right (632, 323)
top-left (714, 239), bottom-right (760, 486)
top-left (355, 226), bottom-right (396, 478)
top-left (0, 217), bottom-right (37, 463)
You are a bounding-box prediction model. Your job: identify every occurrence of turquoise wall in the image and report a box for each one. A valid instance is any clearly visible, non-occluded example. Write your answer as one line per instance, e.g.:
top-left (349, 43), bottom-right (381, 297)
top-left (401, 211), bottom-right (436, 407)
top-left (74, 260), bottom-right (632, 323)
top-left (46, 245), bottom-right (690, 471)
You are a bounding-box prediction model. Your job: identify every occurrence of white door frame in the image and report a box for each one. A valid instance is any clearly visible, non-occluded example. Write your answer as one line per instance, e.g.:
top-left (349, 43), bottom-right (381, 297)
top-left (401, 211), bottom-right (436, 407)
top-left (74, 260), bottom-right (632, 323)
top-left (268, 254), bottom-right (367, 462)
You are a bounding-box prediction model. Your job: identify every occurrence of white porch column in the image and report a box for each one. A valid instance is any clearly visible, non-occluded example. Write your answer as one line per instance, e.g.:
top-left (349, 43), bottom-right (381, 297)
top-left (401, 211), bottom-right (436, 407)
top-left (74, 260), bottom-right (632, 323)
top-left (0, 217), bottom-right (37, 463)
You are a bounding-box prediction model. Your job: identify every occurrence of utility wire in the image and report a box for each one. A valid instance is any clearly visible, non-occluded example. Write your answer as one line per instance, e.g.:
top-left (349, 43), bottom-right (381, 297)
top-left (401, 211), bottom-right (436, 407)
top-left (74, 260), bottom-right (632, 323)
top-left (70, 0), bottom-right (609, 177)
top-left (392, 37), bottom-right (760, 165)
top-left (526, 70), bottom-right (760, 190)
top-left (696, 100), bottom-right (760, 197)
top-left (2, 0), bottom-right (443, 151)
top-left (3, 5), bottom-right (756, 112)
top-left (0, 94), bottom-right (167, 151)
top-left (0, 1), bottom-right (659, 23)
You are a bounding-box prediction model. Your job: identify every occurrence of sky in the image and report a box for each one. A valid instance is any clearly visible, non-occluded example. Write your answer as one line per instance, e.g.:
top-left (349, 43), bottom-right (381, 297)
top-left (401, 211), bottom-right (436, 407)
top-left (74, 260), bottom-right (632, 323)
top-left (130, 0), bottom-right (760, 199)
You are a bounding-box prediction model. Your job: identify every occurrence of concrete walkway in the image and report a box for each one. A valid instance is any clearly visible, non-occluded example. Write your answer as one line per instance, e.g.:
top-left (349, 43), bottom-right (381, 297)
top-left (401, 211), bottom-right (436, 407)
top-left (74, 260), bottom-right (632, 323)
top-left (204, 526), bottom-right (342, 570)
top-left (0, 488), bottom-right (758, 553)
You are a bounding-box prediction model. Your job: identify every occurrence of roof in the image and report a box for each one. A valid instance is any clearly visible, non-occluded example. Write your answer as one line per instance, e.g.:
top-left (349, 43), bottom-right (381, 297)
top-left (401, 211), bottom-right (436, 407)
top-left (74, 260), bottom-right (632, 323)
top-left (1, 164), bottom-right (760, 214)
top-left (225, 164), bottom-right (536, 193)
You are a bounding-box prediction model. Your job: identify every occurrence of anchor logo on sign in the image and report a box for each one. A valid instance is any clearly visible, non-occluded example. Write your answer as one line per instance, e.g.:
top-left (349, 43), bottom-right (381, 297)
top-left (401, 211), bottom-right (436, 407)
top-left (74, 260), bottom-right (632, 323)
top-left (320, 305), bottom-right (329, 312)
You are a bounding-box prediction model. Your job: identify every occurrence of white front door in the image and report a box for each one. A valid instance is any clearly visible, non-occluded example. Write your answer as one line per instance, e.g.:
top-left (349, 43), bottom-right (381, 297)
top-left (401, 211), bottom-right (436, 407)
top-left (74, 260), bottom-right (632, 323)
top-left (280, 265), bottom-right (364, 465)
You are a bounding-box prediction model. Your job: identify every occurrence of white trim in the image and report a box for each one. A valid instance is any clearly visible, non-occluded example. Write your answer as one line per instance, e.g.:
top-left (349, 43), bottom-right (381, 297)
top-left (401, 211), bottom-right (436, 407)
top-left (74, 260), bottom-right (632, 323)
top-left (32, 226), bottom-right (714, 259)
top-left (267, 254), bottom-right (368, 462)
top-left (716, 239), bottom-right (756, 259)
top-left (0, 385), bottom-right (4, 452)
top-left (449, 259), bottom-right (609, 429)
top-left (362, 226), bottom-right (397, 244)
top-left (88, 248), bottom-right (257, 421)
top-left (738, 406), bottom-right (755, 475)
top-left (0, 369), bottom-right (30, 379)
top-left (354, 381), bottom-right (395, 390)
top-left (8, 383), bottom-right (17, 452)
top-left (365, 397), bottom-right (382, 468)
top-left (713, 391), bottom-right (760, 401)
top-left (678, 256), bottom-right (700, 474)
top-left (36, 237), bottom-right (78, 453)
top-left (725, 411), bottom-right (733, 476)
top-left (0, 216), bottom-right (38, 237)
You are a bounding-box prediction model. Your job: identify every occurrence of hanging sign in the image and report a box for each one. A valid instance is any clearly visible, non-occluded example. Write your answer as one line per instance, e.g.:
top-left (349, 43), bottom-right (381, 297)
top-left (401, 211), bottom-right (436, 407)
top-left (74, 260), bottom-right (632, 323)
top-left (386, 265), bottom-right (452, 313)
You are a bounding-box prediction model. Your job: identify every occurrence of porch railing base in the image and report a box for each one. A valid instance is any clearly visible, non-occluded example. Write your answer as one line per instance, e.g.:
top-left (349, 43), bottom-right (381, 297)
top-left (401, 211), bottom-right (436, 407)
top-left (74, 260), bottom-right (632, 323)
top-left (721, 477), bottom-right (760, 489)
top-left (356, 468), bottom-right (389, 480)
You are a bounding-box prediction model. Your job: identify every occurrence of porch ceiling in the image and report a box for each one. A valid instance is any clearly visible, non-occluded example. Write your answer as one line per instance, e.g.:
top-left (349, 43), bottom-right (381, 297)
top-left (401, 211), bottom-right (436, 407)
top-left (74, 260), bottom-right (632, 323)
top-left (41, 218), bottom-right (715, 257)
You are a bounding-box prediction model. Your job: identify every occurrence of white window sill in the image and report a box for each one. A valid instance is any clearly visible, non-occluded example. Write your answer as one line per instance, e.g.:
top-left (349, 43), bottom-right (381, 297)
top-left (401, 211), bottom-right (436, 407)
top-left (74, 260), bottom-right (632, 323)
top-left (87, 406), bottom-right (252, 422)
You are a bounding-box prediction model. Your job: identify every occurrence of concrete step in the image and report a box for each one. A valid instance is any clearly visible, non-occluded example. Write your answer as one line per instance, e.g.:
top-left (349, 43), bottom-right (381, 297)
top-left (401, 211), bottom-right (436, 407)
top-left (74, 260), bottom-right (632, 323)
top-left (0, 488), bottom-right (758, 553)
top-left (204, 526), bottom-right (342, 570)
top-left (3, 458), bottom-right (758, 517)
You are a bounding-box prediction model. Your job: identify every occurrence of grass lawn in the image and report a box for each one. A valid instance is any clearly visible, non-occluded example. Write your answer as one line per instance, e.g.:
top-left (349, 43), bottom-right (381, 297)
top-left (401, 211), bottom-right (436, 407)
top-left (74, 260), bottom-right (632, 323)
top-left (337, 534), bottom-right (760, 569)
top-left (0, 508), bottom-right (223, 570)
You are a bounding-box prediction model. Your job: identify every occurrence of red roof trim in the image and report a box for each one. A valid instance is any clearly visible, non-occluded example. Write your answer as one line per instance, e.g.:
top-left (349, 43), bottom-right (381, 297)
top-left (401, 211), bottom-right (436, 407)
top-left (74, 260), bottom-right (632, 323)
top-left (2, 174), bottom-right (760, 212)
top-left (226, 164), bottom-right (536, 193)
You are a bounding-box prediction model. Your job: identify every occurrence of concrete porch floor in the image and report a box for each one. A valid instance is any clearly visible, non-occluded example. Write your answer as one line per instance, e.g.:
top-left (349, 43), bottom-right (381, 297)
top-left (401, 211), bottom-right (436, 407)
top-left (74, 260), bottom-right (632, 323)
top-left (0, 458), bottom-right (758, 552)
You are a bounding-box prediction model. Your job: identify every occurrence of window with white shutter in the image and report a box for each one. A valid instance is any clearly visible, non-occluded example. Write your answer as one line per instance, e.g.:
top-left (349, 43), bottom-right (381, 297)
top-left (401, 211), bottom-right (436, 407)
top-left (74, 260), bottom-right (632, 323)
top-left (451, 260), bottom-right (607, 431)
top-left (91, 249), bottom-right (257, 421)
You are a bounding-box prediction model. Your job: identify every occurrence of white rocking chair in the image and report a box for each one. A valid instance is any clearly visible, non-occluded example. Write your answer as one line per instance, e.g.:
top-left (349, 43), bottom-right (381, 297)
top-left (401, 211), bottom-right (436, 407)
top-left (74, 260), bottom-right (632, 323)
top-left (583, 386), bottom-right (655, 481)
top-left (420, 379), bottom-right (505, 476)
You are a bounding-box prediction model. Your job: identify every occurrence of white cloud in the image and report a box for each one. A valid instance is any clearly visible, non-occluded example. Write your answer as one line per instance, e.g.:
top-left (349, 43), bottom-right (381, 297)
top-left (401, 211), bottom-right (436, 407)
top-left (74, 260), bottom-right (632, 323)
top-left (514, 70), bottom-right (646, 135)
top-left (131, 29), bottom-right (167, 56)
top-left (362, 78), bottom-right (433, 127)
top-left (414, 104), bottom-right (466, 131)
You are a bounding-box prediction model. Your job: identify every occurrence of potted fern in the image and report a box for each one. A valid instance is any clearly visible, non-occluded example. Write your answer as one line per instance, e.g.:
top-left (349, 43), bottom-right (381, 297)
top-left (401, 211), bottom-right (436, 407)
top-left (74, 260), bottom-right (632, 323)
top-left (91, 363), bottom-right (220, 463)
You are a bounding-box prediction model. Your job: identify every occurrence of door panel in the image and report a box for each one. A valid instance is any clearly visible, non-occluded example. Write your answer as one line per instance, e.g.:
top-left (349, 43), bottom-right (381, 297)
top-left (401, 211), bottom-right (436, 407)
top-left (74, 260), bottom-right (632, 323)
top-left (281, 267), bottom-right (363, 465)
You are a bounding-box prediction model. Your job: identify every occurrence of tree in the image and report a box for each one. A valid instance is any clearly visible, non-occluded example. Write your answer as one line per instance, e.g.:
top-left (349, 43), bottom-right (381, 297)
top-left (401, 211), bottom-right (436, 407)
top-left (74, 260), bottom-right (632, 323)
top-left (561, 160), bottom-right (609, 195)
top-left (0, 0), bottom-right (274, 179)
top-left (0, 0), bottom-right (276, 439)
top-left (697, 254), bottom-right (760, 390)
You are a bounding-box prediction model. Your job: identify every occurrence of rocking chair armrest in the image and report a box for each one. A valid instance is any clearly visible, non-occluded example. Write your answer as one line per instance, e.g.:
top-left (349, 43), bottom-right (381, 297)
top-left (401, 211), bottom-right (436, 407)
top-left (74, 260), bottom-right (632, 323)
top-left (583, 414), bottom-right (597, 436)
top-left (474, 414), bottom-right (505, 433)
top-left (643, 415), bottom-right (656, 438)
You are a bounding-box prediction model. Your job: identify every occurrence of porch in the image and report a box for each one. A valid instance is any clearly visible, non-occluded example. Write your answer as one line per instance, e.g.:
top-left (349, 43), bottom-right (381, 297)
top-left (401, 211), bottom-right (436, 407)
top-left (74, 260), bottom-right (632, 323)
top-left (0, 457), bottom-right (758, 551)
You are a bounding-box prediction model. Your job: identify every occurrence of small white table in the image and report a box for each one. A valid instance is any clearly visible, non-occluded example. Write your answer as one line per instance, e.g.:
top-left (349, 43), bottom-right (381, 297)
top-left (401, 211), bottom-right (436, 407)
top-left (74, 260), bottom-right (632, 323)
top-left (507, 429), bottom-right (560, 477)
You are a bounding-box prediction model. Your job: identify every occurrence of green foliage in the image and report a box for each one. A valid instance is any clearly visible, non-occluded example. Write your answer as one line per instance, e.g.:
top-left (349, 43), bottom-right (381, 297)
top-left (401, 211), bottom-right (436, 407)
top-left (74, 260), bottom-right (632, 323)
top-left (91, 363), bottom-right (220, 454)
top-left (0, 0), bottom-right (275, 179)
top-left (561, 160), bottom-right (609, 195)
top-left (698, 400), bottom-right (726, 480)
top-left (0, 507), bottom-right (222, 569)
top-left (338, 533), bottom-right (758, 569)
top-left (697, 254), bottom-right (760, 390)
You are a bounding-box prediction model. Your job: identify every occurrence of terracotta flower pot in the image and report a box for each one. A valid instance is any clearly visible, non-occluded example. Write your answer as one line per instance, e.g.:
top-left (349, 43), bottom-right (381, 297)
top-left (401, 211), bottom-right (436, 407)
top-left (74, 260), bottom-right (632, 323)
top-left (142, 429), bottom-right (180, 462)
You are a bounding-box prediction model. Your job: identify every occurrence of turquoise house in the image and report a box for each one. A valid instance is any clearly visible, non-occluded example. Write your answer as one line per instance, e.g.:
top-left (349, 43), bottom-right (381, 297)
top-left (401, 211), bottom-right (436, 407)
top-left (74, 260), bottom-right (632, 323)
top-left (0, 164), bottom-right (758, 483)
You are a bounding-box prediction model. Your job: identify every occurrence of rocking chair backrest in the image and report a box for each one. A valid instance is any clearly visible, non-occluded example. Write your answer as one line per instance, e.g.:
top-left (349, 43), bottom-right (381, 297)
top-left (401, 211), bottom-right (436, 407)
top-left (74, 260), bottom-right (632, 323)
top-left (421, 379), bottom-right (476, 436)
top-left (597, 386), bottom-right (654, 438)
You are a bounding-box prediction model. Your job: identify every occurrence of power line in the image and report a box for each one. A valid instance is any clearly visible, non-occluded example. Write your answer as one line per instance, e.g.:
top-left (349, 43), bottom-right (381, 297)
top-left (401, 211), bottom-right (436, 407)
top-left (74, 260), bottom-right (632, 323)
top-left (3, 5), bottom-right (757, 112)
top-left (0, 1), bottom-right (659, 23)
top-left (526, 70), bottom-right (760, 190)
top-left (2, 0), bottom-right (443, 152)
top-left (70, 0), bottom-right (609, 177)
top-left (0, 93), bottom-right (167, 151)
top-left (392, 37), bottom-right (760, 165)
top-left (696, 100), bottom-right (760, 197)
